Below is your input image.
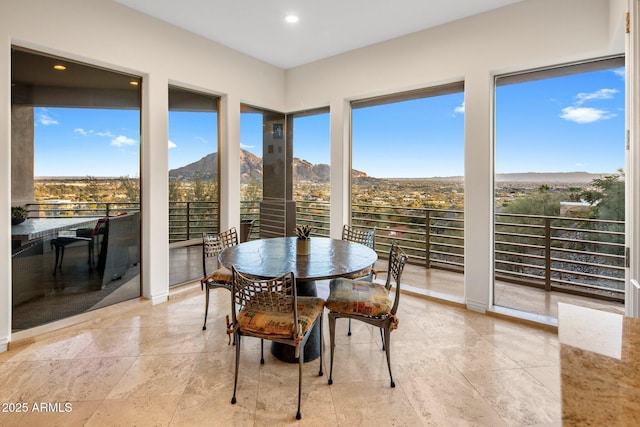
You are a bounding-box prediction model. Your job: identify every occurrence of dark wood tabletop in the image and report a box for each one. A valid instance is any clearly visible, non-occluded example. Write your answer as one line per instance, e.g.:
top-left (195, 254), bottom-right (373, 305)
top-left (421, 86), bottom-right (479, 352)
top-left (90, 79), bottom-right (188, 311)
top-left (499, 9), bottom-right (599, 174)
top-left (218, 236), bottom-right (377, 281)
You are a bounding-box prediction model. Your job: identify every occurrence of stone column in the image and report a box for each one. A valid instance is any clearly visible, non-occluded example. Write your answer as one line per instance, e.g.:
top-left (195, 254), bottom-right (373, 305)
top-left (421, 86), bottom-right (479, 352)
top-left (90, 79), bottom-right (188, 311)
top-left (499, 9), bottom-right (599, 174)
top-left (11, 105), bottom-right (34, 206)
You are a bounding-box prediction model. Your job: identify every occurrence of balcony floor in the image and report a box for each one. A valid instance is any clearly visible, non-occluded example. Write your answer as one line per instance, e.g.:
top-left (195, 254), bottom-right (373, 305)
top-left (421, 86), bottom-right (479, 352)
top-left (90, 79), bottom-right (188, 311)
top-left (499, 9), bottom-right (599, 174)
top-left (397, 262), bottom-right (625, 322)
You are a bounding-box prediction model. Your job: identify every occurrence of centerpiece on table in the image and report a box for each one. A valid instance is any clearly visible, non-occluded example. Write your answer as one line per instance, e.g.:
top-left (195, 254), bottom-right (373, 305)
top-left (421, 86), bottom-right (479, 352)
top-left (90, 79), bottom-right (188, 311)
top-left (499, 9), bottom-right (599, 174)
top-left (295, 224), bottom-right (312, 255)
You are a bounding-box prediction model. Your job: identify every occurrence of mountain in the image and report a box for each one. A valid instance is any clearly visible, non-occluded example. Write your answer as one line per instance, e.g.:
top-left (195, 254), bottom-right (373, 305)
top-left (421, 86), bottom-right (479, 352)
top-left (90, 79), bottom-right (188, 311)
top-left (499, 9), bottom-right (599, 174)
top-left (495, 172), bottom-right (607, 183)
top-left (169, 149), bottom-right (368, 183)
top-left (170, 151), bottom-right (605, 185)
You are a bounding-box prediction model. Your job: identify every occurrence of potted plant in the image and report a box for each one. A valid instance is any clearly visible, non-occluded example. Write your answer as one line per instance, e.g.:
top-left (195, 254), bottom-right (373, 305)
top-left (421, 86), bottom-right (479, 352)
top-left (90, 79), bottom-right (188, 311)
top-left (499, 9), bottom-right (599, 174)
top-left (295, 224), bottom-right (312, 255)
top-left (11, 206), bottom-right (28, 225)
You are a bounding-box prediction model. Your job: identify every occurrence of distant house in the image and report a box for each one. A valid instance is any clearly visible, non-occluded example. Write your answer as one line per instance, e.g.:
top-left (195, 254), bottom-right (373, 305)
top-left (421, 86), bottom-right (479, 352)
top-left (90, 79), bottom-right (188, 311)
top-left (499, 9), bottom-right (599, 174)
top-left (560, 201), bottom-right (592, 216)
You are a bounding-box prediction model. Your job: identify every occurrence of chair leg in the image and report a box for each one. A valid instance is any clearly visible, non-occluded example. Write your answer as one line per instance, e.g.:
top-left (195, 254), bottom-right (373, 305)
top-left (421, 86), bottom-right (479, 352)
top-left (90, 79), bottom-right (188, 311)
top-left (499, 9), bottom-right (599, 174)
top-left (260, 339), bottom-right (264, 364)
top-left (318, 315), bottom-right (324, 377)
top-left (328, 312), bottom-right (336, 385)
top-left (52, 242), bottom-right (65, 276)
top-left (231, 333), bottom-right (240, 404)
top-left (383, 326), bottom-right (395, 388)
top-left (202, 287), bottom-right (210, 331)
top-left (380, 327), bottom-right (385, 351)
top-left (296, 344), bottom-right (303, 420)
top-left (347, 318), bottom-right (352, 336)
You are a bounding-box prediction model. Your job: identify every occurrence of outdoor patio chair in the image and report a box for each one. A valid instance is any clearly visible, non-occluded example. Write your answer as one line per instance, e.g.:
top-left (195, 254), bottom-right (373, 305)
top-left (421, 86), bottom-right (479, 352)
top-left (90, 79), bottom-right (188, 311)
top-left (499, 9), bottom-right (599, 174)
top-left (200, 227), bottom-right (238, 330)
top-left (50, 217), bottom-right (107, 276)
top-left (228, 267), bottom-right (324, 420)
top-left (325, 241), bottom-right (407, 388)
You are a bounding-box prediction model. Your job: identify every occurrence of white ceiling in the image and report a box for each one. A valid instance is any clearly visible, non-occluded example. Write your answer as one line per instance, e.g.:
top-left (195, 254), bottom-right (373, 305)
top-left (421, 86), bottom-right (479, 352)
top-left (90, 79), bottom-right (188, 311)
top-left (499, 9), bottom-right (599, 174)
top-left (114, 0), bottom-right (523, 69)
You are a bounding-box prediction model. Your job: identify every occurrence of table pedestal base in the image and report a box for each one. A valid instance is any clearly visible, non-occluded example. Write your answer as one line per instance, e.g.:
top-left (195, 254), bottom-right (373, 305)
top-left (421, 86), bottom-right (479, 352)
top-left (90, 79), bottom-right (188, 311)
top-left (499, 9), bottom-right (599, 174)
top-left (271, 280), bottom-right (321, 363)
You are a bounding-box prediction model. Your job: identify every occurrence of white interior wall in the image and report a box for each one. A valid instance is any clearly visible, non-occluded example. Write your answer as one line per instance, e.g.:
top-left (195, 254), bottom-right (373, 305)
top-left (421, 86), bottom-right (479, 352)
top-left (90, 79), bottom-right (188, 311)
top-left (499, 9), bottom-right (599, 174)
top-left (285, 0), bottom-right (625, 312)
top-left (0, 0), bottom-right (285, 349)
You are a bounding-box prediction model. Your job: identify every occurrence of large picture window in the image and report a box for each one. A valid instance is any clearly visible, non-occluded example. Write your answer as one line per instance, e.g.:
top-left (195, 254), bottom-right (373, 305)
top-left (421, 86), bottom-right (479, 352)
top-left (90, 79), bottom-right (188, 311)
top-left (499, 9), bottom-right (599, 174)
top-left (11, 47), bottom-right (142, 331)
top-left (351, 83), bottom-right (465, 299)
top-left (493, 57), bottom-right (626, 319)
top-left (289, 108), bottom-right (330, 236)
top-left (167, 86), bottom-right (220, 287)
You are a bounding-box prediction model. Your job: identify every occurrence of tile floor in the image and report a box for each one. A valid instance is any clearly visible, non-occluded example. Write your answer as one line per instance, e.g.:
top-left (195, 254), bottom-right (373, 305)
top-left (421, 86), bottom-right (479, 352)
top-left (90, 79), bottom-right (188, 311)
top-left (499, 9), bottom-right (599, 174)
top-left (0, 281), bottom-right (563, 426)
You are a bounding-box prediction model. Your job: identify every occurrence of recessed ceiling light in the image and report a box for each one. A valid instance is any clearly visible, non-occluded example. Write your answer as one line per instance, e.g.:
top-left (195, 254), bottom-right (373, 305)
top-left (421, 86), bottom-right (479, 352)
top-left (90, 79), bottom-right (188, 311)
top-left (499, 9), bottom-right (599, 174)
top-left (129, 81), bottom-right (139, 86)
top-left (285, 15), bottom-right (299, 23)
top-left (53, 64), bottom-right (66, 71)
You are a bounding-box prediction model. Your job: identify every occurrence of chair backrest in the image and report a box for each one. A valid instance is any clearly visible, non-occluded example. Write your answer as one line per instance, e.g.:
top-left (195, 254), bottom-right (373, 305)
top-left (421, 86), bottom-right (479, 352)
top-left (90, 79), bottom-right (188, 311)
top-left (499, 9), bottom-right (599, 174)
top-left (219, 227), bottom-right (239, 249)
top-left (231, 267), bottom-right (299, 336)
top-left (384, 241), bottom-right (408, 315)
top-left (100, 212), bottom-right (140, 286)
top-left (202, 232), bottom-right (223, 276)
top-left (203, 232), bottom-right (223, 259)
top-left (342, 224), bottom-right (375, 250)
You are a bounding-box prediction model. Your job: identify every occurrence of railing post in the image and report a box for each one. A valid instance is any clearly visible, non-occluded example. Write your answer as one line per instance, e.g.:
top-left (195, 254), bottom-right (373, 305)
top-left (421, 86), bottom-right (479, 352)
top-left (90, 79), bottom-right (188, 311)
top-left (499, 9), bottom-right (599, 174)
top-left (106, 203), bottom-right (111, 218)
top-left (545, 217), bottom-right (551, 291)
top-left (186, 202), bottom-right (191, 240)
top-left (425, 209), bottom-right (431, 269)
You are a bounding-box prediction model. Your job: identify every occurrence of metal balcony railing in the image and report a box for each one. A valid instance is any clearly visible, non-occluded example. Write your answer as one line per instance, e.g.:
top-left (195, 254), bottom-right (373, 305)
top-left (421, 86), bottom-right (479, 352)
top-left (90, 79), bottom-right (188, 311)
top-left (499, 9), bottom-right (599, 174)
top-left (23, 200), bottom-right (625, 302)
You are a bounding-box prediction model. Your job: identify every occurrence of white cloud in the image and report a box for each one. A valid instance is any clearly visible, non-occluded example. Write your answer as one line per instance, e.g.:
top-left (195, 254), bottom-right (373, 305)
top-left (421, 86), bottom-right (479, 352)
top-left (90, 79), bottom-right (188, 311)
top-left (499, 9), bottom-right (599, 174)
top-left (168, 139), bottom-right (176, 149)
top-left (575, 88), bottom-right (618, 105)
top-left (240, 143), bottom-right (254, 150)
top-left (38, 112), bottom-right (58, 125)
top-left (194, 136), bottom-right (208, 144)
top-left (612, 68), bottom-right (625, 79)
top-left (560, 107), bottom-right (616, 124)
top-left (111, 135), bottom-right (137, 147)
top-left (75, 128), bottom-right (116, 138)
top-left (96, 130), bottom-right (115, 138)
top-left (453, 102), bottom-right (465, 115)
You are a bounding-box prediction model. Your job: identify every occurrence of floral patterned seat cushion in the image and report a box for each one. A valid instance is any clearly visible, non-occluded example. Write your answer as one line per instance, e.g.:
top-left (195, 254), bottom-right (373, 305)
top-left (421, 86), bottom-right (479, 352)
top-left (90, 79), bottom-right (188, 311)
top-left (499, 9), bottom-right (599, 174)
top-left (343, 265), bottom-right (373, 280)
top-left (325, 278), bottom-right (391, 317)
top-left (203, 266), bottom-right (232, 284)
top-left (237, 296), bottom-right (325, 339)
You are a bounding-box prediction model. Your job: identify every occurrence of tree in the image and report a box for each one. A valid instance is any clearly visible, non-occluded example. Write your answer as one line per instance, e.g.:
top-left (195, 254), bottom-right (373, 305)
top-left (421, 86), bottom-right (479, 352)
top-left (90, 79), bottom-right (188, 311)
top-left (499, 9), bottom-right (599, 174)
top-left (581, 170), bottom-right (625, 221)
top-left (501, 184), bottom-right (561, 216)
top-left (118, 176), bottom-right (140, 202)
top-left (190, 174), bottom-right (218, 202)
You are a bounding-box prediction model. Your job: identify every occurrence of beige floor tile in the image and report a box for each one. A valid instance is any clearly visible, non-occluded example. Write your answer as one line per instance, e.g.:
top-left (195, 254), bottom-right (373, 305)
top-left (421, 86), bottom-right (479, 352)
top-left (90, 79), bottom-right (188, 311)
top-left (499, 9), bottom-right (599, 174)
top-left (326, 341), bottom-right (398, 384)
top-left (483, 333), bottom-right (560, 368)
top-left (2, 285), bottom-right (572, 426)
top-left (2, 357), bottom-right (135, 402)
top-left (436, 335), bottom-right (521, 372)
top-left (462, 368), bottom-right (561, 426)
top-left (525, 365), bottom-right (561, 397)
top-left (86, 395), bottom-right (179, 426)
top-left (0, 330), bottom-right (94, 362)
top-left (170, 392), bottom-right (256, 427)
top-left (184, 350), bottom-right (259, 394)
top-left (106, 353), bottom-right (198, 399)
top-left (401, 372), bottom-right (507, 426)
top-left (254, 383), bottom-right (337, 425)
top-left (329, 380), bottom-right (422, 426)
top-left (0, 400), bottom-right (101, 427)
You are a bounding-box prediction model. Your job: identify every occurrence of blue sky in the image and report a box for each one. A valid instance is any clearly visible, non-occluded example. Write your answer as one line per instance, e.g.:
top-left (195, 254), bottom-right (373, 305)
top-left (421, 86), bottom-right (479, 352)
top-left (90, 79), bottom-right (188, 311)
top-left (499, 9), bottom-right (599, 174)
top-left (495, 68), bottom-right (625, 175)
top-left (33, 66), bottom-right (624, 178)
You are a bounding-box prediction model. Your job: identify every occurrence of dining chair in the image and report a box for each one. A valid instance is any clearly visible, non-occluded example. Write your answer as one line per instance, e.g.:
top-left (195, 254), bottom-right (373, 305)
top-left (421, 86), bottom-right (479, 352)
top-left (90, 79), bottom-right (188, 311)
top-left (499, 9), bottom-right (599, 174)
top-left (341, 224), bottom-right (377, 336)
top-left (228, 267), bottom-right (325, 420)
top-left (200, 227), bottom-right (238, 331)
top-left (325, 241), bottom-right (407, 388)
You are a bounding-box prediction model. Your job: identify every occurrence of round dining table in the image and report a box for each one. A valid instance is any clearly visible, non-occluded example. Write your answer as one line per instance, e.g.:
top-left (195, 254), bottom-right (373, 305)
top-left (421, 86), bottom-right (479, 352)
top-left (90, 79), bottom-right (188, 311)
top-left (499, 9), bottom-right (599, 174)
top-left (219, 236), bottom-right (378, 362)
